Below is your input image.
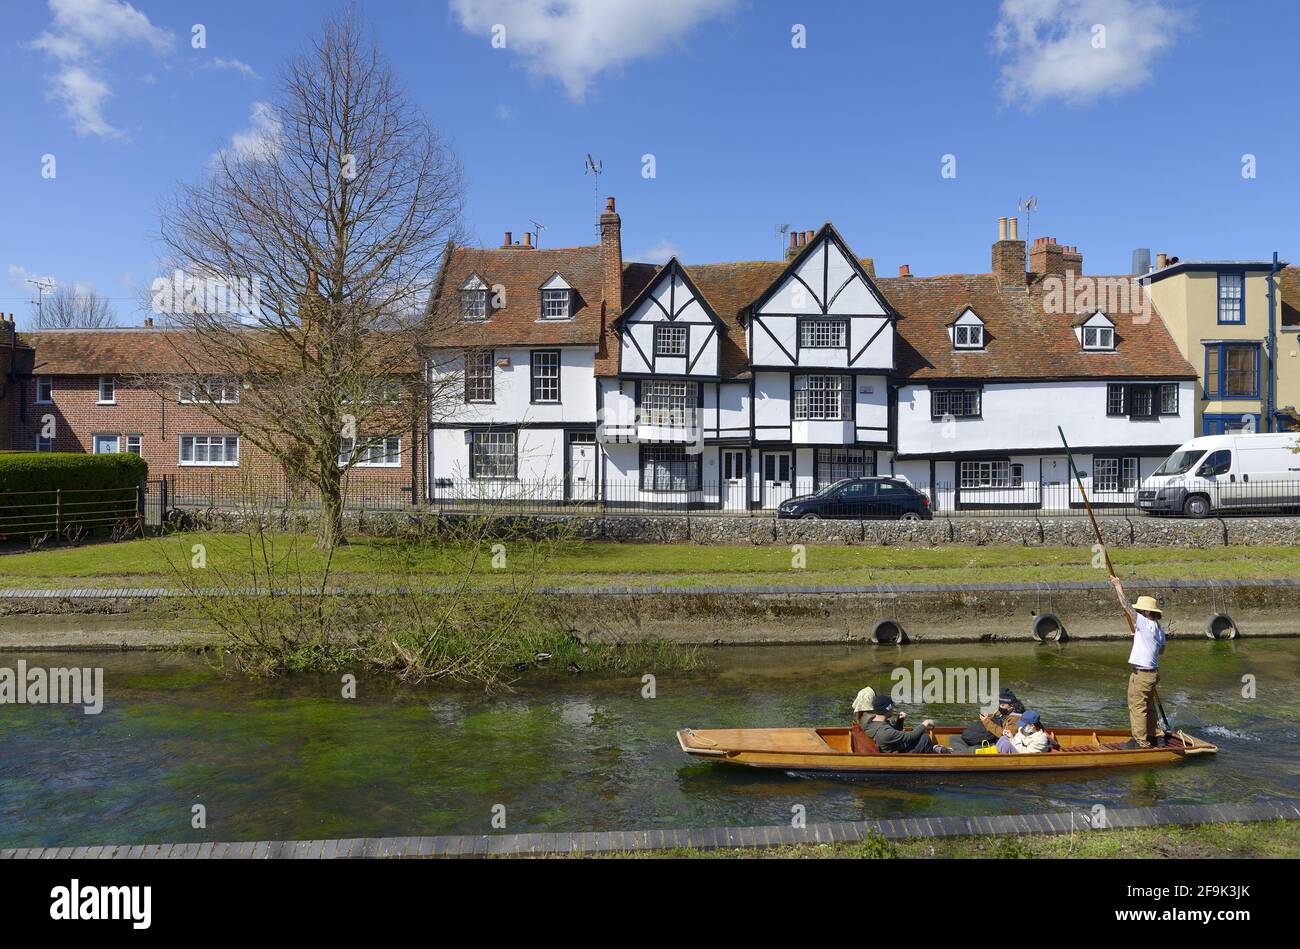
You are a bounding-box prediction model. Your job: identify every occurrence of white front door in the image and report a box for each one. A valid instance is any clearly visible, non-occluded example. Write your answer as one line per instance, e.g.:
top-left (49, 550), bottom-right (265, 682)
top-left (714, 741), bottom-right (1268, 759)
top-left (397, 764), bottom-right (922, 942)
top-left (722, 449), bottom-right (747, 512)
top-left (569, 440), bottom-right (597, 501)
top-left (762, 452), bottom-right (793, 508)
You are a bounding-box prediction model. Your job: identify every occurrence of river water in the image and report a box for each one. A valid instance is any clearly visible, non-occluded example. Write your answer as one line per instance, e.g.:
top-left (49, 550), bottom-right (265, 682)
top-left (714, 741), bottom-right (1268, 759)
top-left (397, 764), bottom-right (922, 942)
top-left (2, 640), bottom-right (1297, 848)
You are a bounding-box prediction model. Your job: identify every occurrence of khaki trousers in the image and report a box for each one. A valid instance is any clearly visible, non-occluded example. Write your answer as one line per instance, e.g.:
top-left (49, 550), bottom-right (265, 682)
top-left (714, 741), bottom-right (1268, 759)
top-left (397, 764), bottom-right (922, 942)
top-left (1127, 669), bottom-right (1161, 746)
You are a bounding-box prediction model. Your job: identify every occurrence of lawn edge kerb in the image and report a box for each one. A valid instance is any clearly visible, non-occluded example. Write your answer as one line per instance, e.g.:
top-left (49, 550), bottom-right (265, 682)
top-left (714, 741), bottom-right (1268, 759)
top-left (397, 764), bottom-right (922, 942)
top-left (7, 802), bottom-right (1296, 860)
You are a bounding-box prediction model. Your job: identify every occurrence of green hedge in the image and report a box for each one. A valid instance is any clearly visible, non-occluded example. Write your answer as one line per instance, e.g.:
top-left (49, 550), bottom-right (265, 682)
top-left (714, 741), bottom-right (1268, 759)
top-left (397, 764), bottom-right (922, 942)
top-left (0, 452), bottom-right (148, 538)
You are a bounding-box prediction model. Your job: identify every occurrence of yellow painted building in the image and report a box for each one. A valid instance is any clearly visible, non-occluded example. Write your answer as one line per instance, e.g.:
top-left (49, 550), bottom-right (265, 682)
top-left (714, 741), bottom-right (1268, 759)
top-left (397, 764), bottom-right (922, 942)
top-left (1142, 258), bottom-right (1295, 435)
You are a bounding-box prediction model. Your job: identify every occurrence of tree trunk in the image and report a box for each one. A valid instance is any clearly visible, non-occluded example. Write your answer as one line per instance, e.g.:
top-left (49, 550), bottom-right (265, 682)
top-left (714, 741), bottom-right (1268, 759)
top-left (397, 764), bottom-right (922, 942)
top-left (317, 462), bottom-right (346, 549)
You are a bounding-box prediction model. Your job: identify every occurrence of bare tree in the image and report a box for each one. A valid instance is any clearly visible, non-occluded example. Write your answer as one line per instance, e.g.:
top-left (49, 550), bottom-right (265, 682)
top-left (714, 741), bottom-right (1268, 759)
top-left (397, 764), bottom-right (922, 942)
top-left (151, 10), bottom-right (465, 548)
top-left (36, 285), bottom-right (116, 328)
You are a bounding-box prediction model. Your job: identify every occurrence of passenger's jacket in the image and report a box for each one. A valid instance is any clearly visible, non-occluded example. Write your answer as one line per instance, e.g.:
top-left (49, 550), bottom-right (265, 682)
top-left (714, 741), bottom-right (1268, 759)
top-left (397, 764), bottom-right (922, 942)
top-left (959, 703), bottom-right (1023, 746)
top-left (1010, 727), bottom-right (1050, 754)
top-left (863, 716), bottom-right (913, 753)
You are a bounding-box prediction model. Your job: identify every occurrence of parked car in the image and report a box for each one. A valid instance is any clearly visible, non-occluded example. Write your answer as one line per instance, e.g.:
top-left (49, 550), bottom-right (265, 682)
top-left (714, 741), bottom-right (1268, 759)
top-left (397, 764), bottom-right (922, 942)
top-left (1138, 432), bottom-right (1300, 517)
top-left (776, 477), bottom-right (933, 520)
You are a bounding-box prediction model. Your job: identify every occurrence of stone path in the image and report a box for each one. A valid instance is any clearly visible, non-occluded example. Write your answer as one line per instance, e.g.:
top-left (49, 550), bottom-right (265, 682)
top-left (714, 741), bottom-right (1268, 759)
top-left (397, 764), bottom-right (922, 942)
top-left (4, 800), bottom-right (1296, 859)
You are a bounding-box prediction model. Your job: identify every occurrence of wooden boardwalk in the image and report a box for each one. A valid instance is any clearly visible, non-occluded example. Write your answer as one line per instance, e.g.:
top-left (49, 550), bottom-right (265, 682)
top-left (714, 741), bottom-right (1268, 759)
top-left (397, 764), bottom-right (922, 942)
top-left (4, 800), bottom-right (1296, 859)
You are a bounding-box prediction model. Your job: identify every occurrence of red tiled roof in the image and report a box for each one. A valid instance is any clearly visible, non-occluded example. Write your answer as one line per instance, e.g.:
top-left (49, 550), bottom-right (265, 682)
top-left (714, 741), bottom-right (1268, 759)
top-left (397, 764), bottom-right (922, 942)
top-left (883, 274), bottom-right (1196, 380)
top-left (21, 329), bottom-right (203, 374)
top-left (429, 244), bottom-right (608, 348)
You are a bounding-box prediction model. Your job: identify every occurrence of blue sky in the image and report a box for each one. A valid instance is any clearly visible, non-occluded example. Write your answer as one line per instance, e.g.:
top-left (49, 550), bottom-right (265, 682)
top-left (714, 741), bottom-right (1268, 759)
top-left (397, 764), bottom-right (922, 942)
top-left (2, 0), bottom-right (1297, 327)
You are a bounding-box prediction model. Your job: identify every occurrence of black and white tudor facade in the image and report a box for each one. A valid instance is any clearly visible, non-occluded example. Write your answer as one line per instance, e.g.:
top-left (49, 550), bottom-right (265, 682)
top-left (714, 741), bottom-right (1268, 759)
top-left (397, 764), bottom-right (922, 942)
top-left (426, 205), bottom-right (1198, 511)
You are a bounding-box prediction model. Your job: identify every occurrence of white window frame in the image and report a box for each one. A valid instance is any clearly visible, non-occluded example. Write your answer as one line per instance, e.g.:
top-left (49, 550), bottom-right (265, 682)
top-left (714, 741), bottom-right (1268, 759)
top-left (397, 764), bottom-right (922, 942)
top-left (640, 381), bottom-right (697, 426)
top-left (954, 324), bottom-right (984, 349)
top-left (339, 435), bottom-right (402, 468)
top-left (124, 434), bottom-right (142, 456)
top-left (464, 350), bottom-right (494, 403)
top-left (541, 288), bottom-right (571, 320)
top-left (1218, 273), bottom-right (1244, 324)
top-left (530, 350), bottom-right (561, 403)
top-left (799, 320), bottom-right (847, 349)
top-left (460, 275), bottom-right (488, 320)
top-left (35, 376), bottom-right (53, 403)
top-left (960, 460), bottom-right (1021, 489)
top-left (653, 324), bottom-right (688, 357)
top-left (92, 433), bottom-right (120, 455)
top-left (179, 434), bottom-right (240, 467)
top-left (179, 376), bottom-right (240, 404)
top-left (1083, 325), bottom-right (1115, 351)
top-left (98, 375), bottom-right (116, 404)
top-left (793, 374), bottom-right (850, 421)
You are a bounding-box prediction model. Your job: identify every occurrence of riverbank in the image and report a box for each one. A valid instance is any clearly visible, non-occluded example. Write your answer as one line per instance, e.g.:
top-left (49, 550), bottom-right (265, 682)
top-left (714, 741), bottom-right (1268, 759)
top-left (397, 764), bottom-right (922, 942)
top-left (3, 577), bottom-right (1297, 650)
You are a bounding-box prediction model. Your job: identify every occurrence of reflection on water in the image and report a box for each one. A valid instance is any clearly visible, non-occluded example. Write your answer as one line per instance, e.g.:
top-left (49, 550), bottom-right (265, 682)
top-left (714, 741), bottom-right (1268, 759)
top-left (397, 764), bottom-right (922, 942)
top-left (1, 639), bottom-right (1297, 848)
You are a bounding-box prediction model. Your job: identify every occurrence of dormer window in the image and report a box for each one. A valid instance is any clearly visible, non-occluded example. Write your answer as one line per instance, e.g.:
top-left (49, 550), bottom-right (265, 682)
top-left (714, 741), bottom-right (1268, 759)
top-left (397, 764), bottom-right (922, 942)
top-left (460, 275), bottom-right (488, 320)
top-left (1083, 326), bottom-right (1114, 350)
top-left (949, 308), bottom-right (986, 350)
top-left (1078, 312), bottom-right (1116, 351)
top-left (540, 273), bottom-right (572, 319)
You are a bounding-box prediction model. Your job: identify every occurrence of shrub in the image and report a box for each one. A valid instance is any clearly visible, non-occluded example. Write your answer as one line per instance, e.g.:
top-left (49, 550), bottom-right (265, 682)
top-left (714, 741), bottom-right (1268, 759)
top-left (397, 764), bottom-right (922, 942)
top-left (0, 452), bottom-right (148, 537)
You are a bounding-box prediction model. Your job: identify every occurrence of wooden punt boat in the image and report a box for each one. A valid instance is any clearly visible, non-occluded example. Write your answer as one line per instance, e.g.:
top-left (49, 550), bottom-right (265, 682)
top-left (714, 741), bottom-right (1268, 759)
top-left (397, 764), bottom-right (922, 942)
top-left (677, 725), bottom-right (1217, 774)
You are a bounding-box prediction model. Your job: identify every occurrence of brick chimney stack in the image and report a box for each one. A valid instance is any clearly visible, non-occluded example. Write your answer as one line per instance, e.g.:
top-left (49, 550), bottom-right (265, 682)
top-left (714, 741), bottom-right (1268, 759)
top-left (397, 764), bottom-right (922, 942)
top-left (992, 216), bottom-right (1026, 288)
top-left (786, 231), bottom-right (800, 260)
top-left (600, 196), bottom-right (622, 314)
top-left (1029, 236), bottom-right (1084, 280)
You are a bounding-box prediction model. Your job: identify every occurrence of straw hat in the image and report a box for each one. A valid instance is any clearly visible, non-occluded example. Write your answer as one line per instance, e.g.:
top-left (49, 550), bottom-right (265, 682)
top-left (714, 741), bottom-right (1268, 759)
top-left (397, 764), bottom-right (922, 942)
top-left (851, 687), bottom-right (876, 713)
top-left (1132, 595), bottom-right (1162, 616)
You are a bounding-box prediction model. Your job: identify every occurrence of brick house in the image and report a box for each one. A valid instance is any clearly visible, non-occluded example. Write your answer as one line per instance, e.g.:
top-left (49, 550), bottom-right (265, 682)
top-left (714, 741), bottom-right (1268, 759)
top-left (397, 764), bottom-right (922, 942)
top-left (1, 324), bottom-right (424, 505)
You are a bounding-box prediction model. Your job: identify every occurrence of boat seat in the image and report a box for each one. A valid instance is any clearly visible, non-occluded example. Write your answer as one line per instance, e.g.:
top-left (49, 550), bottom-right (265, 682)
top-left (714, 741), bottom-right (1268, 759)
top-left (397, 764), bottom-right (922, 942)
top-left (849, 723), bottom-right (880, 755)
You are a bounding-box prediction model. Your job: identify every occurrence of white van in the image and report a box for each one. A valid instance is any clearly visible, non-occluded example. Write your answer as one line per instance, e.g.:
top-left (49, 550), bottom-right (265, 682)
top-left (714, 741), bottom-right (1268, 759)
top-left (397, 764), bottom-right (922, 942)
top-left (1138, 432), bottom-right (1300, 517)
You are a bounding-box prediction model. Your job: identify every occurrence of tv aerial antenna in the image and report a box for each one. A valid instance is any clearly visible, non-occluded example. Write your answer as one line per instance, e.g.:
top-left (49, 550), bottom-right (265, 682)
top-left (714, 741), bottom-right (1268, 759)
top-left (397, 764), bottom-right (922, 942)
top-left (528, 219), bottom-right (547, 248)
top-left (585, 154), bottom-right (603, 236)
top-left (1018, 195), bottom-right (1039, 246)
top-left (776, 224), bottom-right (790, 261)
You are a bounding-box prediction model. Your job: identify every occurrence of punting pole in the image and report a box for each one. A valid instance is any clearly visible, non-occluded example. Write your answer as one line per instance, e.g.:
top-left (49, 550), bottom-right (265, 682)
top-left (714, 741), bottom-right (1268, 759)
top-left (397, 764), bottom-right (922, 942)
top-left (1057, 426), bottom-right (1173, 737)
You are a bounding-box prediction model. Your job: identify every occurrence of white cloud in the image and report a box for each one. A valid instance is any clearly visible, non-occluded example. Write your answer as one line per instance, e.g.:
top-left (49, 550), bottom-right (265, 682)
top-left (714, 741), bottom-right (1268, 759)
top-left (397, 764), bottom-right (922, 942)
top-left (993, 0), bottom-right (1186, 108)
top-left (495, 103), bottom-right (513, 120)
top-left (635, 240), bottom-right (681, 265)
top-left (29, 0), bottom-right (174, 139)
top-left (7, 265), bottom-right (56, 292)
top-left (207, 57), bottom-right (259, 80)
top-left (450, 0), bottom-right (736, 100)
top-left (214, 101), bottom-right (283, 165)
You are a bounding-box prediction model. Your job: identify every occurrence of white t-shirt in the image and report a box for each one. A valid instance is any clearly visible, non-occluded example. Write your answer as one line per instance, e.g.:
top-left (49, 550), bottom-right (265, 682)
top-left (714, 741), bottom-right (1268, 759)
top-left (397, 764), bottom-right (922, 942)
top-left (1128, 613), bottom-right (1166, 669)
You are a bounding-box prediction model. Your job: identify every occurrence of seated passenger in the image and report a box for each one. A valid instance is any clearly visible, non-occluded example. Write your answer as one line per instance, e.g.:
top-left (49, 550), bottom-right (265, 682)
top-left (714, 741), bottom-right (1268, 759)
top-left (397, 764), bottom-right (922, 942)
top-left (995, 710), bottom-right (1051, 754)
top-left (849, 687), bottom-right (878, 753)
top-left (948, 688), bottom-right (1025, 753)
top-left (864, 694), bottom-right (952, 754)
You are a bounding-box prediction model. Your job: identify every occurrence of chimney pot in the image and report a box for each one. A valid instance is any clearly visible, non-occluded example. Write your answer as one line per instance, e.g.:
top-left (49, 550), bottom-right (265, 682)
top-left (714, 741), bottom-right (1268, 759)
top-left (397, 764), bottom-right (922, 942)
top-left (789, 232), bottom-right (798, 249)
top-left (503, 231), bottom-right (512, 247)
top-left (523, 231), bottom-right (532, 248)
top-left (805, 229), bottom-right (814, 244)
top-left (898, 264), bottom-right (911, 277)
top-left (144, 317), bottom-right (153, 328)
top-left (606, 197), bottom-right (616, 212)
top-left (1008, 217), bottom-right (1018, 240)
top-left (998, 217), bottom-right (1008, 241)
top-left (1156, 252), bottom-right (1168, 269)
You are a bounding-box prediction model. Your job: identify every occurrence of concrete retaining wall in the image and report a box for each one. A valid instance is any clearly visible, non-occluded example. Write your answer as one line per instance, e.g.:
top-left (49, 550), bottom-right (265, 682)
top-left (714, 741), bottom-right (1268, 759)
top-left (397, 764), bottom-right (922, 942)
top-left (173, 509), bottom-right (1300, 548)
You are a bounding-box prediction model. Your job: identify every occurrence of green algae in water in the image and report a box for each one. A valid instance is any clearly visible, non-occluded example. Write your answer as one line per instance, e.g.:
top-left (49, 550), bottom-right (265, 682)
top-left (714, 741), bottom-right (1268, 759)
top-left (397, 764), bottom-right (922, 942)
top-left (2, 640), bottom-right (1299, 848)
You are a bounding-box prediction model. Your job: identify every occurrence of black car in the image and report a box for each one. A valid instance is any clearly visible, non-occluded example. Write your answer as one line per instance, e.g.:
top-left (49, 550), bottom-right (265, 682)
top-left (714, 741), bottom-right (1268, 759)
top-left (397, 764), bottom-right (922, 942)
top-left (776, 477), bottom-right (933, 520)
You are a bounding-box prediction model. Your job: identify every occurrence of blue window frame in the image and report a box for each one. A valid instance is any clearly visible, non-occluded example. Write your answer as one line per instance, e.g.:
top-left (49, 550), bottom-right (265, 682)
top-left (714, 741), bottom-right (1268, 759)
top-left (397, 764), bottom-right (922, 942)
top-left (1202, 413), bottom-right (1260, 436)
top-left (1203, 342), bottom-right (1260, 399)
top-left (1217, 272), bottom-right (1244, 324)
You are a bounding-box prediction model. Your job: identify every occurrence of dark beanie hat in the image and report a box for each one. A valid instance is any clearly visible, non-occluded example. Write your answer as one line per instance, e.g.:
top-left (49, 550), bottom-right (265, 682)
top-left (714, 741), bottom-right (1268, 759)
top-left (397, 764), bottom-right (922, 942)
top-left (872, 694), bottom-right (895, 713)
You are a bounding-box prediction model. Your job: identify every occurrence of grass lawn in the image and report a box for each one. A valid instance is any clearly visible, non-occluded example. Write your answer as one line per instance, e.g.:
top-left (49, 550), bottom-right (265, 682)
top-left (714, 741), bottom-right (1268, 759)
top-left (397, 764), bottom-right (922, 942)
top-left (3, 532), bottom-right (1300, 590)
top-left (579, 820), bottom-right (1300, 859)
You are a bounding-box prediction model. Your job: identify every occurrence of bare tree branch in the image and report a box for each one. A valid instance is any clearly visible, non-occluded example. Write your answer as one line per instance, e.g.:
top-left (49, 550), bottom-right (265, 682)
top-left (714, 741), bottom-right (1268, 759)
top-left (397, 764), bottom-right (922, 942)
top-left (36, 285), bottom-right (116, 329)
top-left (147, 9), bottom-right (467, 548)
